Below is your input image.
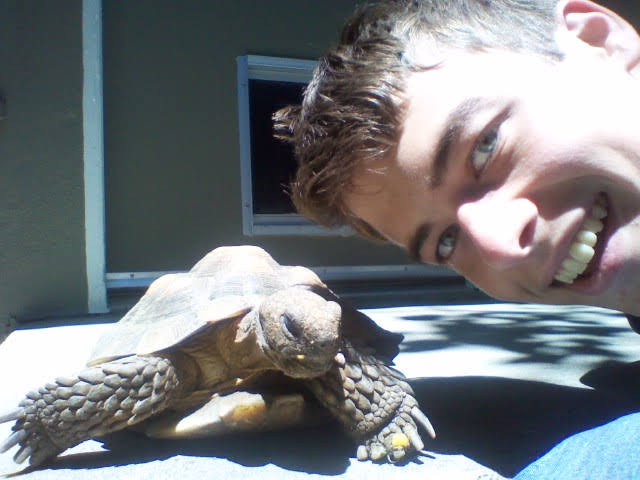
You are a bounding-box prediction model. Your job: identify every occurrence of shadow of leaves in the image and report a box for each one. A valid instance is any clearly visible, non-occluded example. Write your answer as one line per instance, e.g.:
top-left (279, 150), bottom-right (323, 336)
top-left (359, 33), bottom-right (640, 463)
top-left (398, 307), bottom-right (631, 365)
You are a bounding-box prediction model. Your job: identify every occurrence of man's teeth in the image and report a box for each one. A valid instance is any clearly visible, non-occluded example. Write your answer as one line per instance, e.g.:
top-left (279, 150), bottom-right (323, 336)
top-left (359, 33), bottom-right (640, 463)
top-left (554, 198), bottom-right (608, 284)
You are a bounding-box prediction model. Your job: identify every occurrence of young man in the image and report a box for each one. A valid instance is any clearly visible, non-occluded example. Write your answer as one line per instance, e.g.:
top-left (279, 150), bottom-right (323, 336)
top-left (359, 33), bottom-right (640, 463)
top-left (275, 0), bottom-right (640, 318)
top-left (275, 0), bottom-right (640, 477)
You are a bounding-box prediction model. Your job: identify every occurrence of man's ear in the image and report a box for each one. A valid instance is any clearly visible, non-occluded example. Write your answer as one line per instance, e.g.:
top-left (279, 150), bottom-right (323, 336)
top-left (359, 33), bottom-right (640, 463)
top-left (555, 0), bottom-right (640, 73)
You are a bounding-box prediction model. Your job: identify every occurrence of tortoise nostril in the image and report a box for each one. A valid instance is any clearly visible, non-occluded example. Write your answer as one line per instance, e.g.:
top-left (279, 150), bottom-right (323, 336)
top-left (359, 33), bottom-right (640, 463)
top-left (280, 314), bottom-right (301, 339)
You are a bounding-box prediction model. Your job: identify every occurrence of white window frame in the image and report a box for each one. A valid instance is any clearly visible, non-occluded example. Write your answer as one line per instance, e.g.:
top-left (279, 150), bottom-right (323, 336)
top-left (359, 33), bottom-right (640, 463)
top-left (236, 54), bottom-right (351, 236)
top-left (83, 0), bottom-right (108, 313)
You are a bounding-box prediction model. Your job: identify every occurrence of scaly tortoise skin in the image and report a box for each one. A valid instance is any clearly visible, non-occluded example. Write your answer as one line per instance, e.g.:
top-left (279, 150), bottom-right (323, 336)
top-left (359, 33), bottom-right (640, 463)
top-left (0, 246), bottom-right (434, 467)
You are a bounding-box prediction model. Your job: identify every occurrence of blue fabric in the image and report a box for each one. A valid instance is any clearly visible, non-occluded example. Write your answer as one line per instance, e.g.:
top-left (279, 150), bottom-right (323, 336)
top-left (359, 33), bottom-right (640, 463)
top-left (626, 314), bottom-right (640, 334)
top-left (514, 412), bottom-right (640, 480)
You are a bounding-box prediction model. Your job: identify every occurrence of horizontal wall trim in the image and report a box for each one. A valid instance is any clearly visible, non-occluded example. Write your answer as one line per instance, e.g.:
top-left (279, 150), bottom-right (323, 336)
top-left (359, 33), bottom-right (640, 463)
top-left (106, 264), bottom-right (460, 289)
top-left (249, 214), bottom-right (353, 236)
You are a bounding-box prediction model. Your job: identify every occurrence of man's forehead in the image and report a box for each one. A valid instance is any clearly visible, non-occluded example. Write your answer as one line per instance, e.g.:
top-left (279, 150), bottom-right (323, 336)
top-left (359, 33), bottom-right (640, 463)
top-left (345, 153), bottom-right (426, 248)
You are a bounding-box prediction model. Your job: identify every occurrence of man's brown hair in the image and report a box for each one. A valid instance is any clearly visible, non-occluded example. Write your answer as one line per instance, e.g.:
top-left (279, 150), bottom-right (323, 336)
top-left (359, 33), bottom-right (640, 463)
top-left (274, 0), bottom-right (561, 241)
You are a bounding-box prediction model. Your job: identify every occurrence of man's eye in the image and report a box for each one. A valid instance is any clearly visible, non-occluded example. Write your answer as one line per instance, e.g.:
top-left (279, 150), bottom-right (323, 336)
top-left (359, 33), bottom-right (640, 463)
top-left (436, 225), bottom-right (459, 262)
top-left (471, 127), bottom-right (498, 174)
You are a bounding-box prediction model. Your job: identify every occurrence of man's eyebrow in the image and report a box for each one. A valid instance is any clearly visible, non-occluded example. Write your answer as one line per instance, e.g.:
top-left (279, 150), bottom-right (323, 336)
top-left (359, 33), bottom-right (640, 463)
top-left (409, 97), bottom-right (490, 261)
top-left (408, 222), bottom-right (432, 262)
top-left (429, 96), bottom-right (487, 188)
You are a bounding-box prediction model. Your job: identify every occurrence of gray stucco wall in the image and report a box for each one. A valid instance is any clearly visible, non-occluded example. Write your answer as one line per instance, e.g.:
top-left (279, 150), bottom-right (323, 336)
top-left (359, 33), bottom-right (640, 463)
top-left (103, 0), bottom-right (409, 273)
top-left (0, 1), bottom-right (87, 321)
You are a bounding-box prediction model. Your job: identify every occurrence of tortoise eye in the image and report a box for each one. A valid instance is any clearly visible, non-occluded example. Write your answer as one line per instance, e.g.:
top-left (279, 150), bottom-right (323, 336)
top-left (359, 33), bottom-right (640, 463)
top-left (280, 313), bottom-right (300, 339)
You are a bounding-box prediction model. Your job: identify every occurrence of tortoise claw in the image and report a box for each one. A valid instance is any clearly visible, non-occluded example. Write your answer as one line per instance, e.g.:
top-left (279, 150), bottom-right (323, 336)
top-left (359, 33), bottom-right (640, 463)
top-left (310, 340), bottom-right (435, 464)
top-left (368, 442), bottom-right (387, 461)
top-left (404, 425), bottom-right (424, 452)
top-left (0, 430), bottom-right (27, 454)
top-left (411, 406), bottom-right (436, 439)
top-left (0, 413), bottom-right (58, 466)
top-left (356, 444), bottom-right (369, 461)
top-left (356, 380), bottom-right (435, 463)
top-left (14, 445), bottom-right (32, 464)
top-left (387, 432), bottom-right (411, 463)
top-left (356, 408), bottom-right (427, 463)
top-left (0, 408), bottom-right (23, 425)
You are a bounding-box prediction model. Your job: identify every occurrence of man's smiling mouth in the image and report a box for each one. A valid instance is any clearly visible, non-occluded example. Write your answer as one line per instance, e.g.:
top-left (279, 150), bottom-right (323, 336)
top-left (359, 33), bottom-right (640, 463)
top-left (553, 194), bottom-right (608, 284)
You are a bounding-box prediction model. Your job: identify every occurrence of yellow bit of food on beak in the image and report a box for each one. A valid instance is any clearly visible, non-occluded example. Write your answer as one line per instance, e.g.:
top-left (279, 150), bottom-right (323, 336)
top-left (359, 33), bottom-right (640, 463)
top-left (296, 354), bottom-right (306, 361)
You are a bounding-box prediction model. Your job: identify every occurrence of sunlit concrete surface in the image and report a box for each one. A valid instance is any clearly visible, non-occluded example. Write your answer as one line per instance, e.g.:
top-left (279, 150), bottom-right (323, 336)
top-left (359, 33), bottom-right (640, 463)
top-left (365, 303), bottom-right (639, 389)
top-left (2, 302), bottom-right (639, 478)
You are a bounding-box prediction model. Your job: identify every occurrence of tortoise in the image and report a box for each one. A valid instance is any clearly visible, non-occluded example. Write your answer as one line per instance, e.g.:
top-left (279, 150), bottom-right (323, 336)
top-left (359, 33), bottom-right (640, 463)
top-left (0, 245), bottom-right (434, 467)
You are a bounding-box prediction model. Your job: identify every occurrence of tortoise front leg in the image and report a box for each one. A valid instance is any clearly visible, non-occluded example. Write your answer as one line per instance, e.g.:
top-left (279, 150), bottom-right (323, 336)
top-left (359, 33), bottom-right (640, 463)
top-left (307, 341), bottom-right (435, 462)
top-left (0, 355), bottom-right (179, 467)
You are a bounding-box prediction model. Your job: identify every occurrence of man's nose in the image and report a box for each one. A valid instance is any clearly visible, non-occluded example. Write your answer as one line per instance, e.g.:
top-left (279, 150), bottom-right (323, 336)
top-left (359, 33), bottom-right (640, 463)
top-left (457, 196), bottom-right (538, 270)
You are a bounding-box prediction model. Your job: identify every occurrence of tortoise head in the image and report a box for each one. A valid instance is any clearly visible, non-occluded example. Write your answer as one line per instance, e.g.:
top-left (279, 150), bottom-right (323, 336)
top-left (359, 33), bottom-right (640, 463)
top-left (258, 287), bottom-right (341, 378)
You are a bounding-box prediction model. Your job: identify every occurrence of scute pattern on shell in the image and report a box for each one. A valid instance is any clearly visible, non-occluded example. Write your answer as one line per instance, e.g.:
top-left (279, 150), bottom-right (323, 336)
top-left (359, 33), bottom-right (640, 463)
top-left (88, 246), bottom-right (328, 365)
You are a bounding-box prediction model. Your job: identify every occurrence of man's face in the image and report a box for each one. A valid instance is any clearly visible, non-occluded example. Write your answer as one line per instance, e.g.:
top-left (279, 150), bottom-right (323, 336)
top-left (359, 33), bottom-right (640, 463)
top-left (345, 46), bottom-right (640, 314)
